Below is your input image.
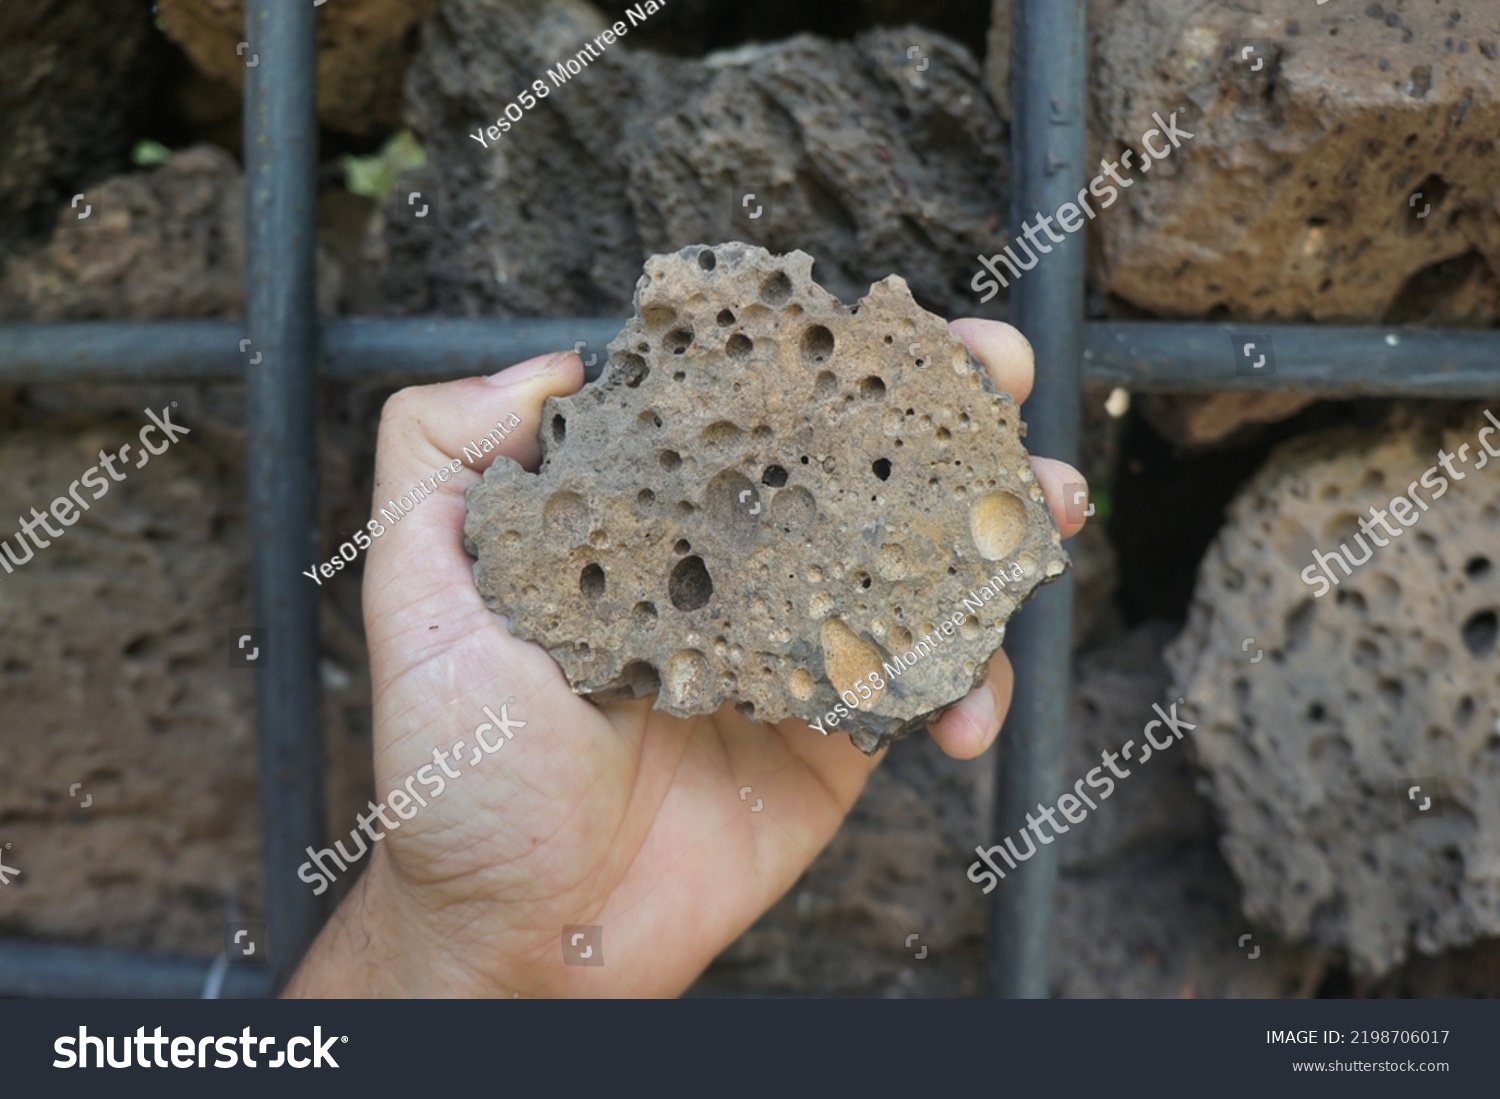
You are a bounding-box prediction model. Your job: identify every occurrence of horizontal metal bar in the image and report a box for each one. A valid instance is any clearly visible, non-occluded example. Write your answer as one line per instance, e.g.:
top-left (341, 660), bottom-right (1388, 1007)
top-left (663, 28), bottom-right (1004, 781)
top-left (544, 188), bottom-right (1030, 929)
top-left (0, 941), bottom-right (272, 999)
top-left (1085, 322), bottom-right (1500, 395)
top-left (1, 319), bottom-right (1497, 394)
top-left (326, 318), bottom-right (624, 383)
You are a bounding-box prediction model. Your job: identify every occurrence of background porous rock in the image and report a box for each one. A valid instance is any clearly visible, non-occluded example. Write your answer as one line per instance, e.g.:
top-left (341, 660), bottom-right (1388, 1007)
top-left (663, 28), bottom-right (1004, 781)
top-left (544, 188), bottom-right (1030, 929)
top-left (155, 0), bottom-right (439, 136)
top-left (0, 145), bottom-right (341, 325)
top-left (1053, 622), bottom-right (1324, 998)
top-left (0, 0), bottom-right (166, 247)
top-left (383, 0), bottom-right (1008, 320)
top-left (1168, 409), bottom-right (1500, 976)
top-left (1090, 0), bottom-right (1500, 324)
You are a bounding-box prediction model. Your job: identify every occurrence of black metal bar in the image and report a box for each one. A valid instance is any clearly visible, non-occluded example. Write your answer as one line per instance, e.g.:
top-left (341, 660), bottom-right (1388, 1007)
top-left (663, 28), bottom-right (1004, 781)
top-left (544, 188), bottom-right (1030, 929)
top-left (988, 0), bottom-right (1088, 1000)
top-left (244, 0), bottom-right (325, 991)
top-left (0, 941), bottom-right (272, 999)
top-left (6, 320), bottom-right (1498, 393)
top-left (1085, 322), bottom-right (1500, 394)
top-left (325, 318), bottom-right (620, 384)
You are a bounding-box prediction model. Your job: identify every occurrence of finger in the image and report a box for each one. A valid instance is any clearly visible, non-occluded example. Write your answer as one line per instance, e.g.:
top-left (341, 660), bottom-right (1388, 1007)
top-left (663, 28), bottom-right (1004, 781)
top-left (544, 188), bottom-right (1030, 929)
top-left (362, 351), bottom-right (585, 648)
top-left (948, 318), bottom-right (1034, 404)
top-left (1032, 455), bottom-right (1089, 539)
top-left (927, 648), bottom-right (1014, 760)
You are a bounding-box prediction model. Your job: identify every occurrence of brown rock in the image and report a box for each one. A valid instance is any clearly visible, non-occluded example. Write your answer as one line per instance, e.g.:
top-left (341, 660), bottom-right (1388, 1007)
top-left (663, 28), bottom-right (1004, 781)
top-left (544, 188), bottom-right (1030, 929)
top-left (1139, 392), bottom-right (1321, 449)
top-left (465, 243), bottom-right (1069, 753)
top-left (1091, 0), bottom-right (1500, 324)
top-left (154, 0), bottom-right (437, 136)
top-left (0, 145), bottom-right (340, 324)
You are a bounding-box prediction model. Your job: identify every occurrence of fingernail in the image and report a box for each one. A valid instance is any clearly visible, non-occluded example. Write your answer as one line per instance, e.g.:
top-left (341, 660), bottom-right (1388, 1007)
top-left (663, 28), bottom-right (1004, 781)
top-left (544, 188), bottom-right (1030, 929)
top-left (974, 681), bottom-right (1001, 739)
top-left (485, 350), bottom-right (574, 387)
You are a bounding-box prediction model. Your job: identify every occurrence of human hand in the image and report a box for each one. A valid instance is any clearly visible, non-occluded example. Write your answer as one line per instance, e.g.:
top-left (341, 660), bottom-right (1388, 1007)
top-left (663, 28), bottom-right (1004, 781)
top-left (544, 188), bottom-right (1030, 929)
top-left (284, 317), bottom-right (1087, 998)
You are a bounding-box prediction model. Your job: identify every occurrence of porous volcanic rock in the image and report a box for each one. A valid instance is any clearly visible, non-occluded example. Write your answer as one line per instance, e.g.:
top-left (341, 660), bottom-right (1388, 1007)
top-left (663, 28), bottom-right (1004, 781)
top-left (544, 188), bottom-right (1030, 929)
top-left (385, 0), bottom-right (1007, 320)
top-left (1167, 409), bottom-right (1500, 976)
top-left (0, 145), bottom-right (342, 326)
top-left (1090, 0), bottom-right (1500, 324)
top-left (155, 0), bottom-right (438, 136)
top-left (465, 243), bottom-right (1069, 753)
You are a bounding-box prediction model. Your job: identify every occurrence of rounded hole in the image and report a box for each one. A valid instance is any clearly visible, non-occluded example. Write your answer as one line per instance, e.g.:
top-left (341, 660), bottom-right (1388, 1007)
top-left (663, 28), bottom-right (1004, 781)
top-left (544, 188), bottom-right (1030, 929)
top-left (716, 309), bottom-right (736, 327)
top-left (801, 324), bottom-right (835, 364)
top-left (674, 539), bottom-right (692, 555)
top-left (637, 410), bottom-right (662, 430)
top-left (800, 455), bottom-right (810, 465)
top-left (665, 326), bottom-right (694, 355)
top-left (642, 304), bottom-right (676, 330)
top-left (969, 491), bottom-right (1028, 561)
top-left (637, 488), bottom-right (656, 507)
top-left (580, 563), bottom-right (606, 601)
top-left (669, 556), bottom-right (714, 612)
top-left (727, 333), bottom-right (753, 360)
top-left (632, 601), bottom-right (658, 630)
top-left (551, 415), bottom-right (567, 443)
top-left (701, 422), bottom-right (744, 450)
top-left (698, 249), bottom-right (717, 271)
top-left (814, 370), bottom-right (838, 399)
top-left (762, 465), bottom-right (789, 487)
top-left (760, 271), bottom-right (793, 306)
top-left (616, 352), bottom-right (649, 387)
top-left (1462, 609), bottom-right (1497, 657)
top-left (673, 371), bottom-right (686, 382)
top-left (872, 458), bottom-right (891, 481)
top-left (858, 376), bottom-right (887, 400)
top-left (660, 450), bottom-right (682, 470)
top-left (1466, 556), bottom-right (1492, 579)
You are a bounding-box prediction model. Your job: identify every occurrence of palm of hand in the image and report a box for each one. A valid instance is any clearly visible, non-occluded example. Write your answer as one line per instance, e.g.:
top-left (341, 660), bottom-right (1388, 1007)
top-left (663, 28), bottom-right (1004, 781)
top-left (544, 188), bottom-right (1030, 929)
top-left (369, 577), bottom-right (877, 997)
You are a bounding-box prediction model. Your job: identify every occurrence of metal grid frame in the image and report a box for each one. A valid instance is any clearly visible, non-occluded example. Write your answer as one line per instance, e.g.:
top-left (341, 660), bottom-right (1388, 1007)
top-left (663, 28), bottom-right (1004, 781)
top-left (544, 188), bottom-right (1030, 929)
top-left (2, 0), bottom-right (1498, 999)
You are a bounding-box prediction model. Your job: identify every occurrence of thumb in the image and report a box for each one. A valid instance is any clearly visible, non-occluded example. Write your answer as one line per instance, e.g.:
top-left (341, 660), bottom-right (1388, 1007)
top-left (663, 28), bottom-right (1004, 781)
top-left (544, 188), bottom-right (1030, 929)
top-left (362, 351), bottom-right (585, 660)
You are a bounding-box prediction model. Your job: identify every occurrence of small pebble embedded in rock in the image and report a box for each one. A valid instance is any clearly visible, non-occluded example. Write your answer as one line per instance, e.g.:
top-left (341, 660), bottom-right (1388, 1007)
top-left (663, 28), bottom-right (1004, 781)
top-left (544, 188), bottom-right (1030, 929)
top-left (464, 243), bottom-right (1069, 753)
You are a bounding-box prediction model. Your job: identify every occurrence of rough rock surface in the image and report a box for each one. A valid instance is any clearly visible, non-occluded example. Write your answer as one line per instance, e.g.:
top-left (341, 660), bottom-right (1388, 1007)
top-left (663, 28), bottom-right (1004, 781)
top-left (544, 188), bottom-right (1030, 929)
top-left (0, 419), bottom-right (376, 956)
top-left (1167, 409), bottom-right (1500, 976)
top-left (1090, 0), bottom-right (1500, 324)
top-left (1139, 392), bottom-right (1322, 450)
top-left (384, 0), bottom-right (1007, 320)
top-left (155, 0), bottom-right (438, 136)
top-left (465, 243), bottom-right (1068, 752)
top-left (0, 146), bottom-right (339, 323)
top-left (1052, 622), bottom-right (1325, 997)
top-left (0, 0), bottom-right (164, 246)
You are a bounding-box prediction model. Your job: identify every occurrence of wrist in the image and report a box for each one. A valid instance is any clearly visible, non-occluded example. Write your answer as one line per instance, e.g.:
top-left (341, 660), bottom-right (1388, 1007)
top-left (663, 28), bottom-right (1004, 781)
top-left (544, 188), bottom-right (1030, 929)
top-left (284, 845), bottom-right (523, 998)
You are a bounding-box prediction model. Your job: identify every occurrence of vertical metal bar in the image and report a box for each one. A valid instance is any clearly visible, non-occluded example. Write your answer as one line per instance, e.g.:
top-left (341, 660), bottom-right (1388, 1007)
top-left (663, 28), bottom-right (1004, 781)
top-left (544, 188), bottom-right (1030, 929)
top-left (987, 0), bottom-right (1087, 998)
top-left (245, 0), bottom-right (325, 990)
